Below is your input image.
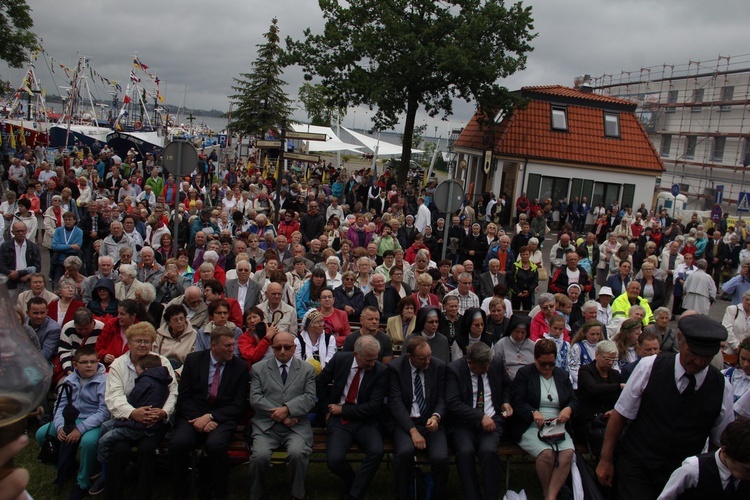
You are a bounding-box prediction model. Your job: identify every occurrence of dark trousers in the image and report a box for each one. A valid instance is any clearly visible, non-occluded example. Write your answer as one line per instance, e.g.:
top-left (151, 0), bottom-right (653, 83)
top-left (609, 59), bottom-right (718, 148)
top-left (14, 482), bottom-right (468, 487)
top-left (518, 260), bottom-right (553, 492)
top-left (326, 417), bottom-right (384, 499)
top-left (169, 418), bottom-right (236, 500)
top-left (616, 451), bottom-right (676, 500)
top-left (511, 294), bottom-right (532, 311)
top-left (450, 425), bottom-right (503, 500)
top-left (104, 426), bottom-right (168, 500)
top-left (392, 424), bottom-right (449, 500)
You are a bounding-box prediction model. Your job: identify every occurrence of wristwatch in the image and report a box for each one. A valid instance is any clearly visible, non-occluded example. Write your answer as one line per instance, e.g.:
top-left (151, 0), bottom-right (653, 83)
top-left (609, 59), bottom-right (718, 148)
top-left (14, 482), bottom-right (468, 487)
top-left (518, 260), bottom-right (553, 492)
top-left (209, 413), bottom-right (215, 421)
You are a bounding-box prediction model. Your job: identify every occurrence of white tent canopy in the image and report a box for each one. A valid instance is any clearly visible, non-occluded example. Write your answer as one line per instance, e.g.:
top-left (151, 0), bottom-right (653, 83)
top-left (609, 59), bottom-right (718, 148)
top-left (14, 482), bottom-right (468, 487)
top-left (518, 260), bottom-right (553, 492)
top-left (290, 124), bottom-right (362, 153)
top-left (342, 126), bottom-right (423, 156)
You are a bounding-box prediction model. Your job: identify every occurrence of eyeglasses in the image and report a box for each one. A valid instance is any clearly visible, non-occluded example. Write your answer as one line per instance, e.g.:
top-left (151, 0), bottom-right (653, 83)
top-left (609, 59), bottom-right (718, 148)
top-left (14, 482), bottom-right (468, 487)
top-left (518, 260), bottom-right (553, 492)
top-left (537, 361), bottom-right (555, 368)
top-left (273, 345), bottom-right (295, 352)
top-left (424, 319), bottom-right (440, 324)
top-left (131, 339), bottom-right (152, 345)
top-left (601, 356), bottom-right (618, 363)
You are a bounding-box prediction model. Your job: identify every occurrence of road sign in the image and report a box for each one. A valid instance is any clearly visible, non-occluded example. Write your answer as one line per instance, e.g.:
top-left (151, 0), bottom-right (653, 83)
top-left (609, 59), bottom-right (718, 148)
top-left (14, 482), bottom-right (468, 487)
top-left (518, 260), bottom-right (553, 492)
top-left (711, 204), bottom-right (723, 223)
top-left (286, 131), bottom-right (327, 141)
top-left (285, 152), bottom-right (321, 163)
top-left (433, 179), bottom-right (465, 213)
top-left (256, 140), bottom-right (282, 148)
top-left (217, 134), bottom-right (227, 147)
top-left (162, 140), bottom-right (198, 177)
top-left (738, 192), bottom-right (750, 212)
top-left (671, 183), bottom-right (680, 196)
top-left (715, 185), bottom-right (724, 204)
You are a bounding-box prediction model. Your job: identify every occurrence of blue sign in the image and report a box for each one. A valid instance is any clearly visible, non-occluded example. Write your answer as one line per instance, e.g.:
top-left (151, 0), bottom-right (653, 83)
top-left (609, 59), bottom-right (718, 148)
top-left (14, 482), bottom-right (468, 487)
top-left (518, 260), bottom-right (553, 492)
top-left (711, 204), bottom-right (723, 223)
top-left (715, 185), bottom-right (724, 204)
top-left (671, 183), bottom-right (680, 196)
top-left (738, 192), bottom-right (750, 213)
top-left (217, 134), bottom-right (227, 147)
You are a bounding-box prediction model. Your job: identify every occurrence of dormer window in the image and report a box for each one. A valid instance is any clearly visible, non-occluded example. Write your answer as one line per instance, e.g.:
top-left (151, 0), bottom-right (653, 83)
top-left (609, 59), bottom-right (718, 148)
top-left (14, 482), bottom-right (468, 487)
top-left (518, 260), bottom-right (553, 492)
top-left (551, 106), bottom-right (567, 131)
top-left (604, 112), bottom-right (620, 138)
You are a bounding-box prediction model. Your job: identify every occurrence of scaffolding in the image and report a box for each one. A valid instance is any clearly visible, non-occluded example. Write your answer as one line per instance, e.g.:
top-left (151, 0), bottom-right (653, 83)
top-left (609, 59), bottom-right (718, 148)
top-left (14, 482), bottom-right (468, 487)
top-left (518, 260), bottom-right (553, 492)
top-left (591, 54), bottom-right (750, 213)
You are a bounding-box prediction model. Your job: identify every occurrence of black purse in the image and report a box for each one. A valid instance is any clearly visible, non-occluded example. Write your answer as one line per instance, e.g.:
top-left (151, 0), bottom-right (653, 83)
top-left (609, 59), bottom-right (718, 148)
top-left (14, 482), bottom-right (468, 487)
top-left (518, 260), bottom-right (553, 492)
top-left (37, 422), bottom-right (59, 464)
top-left (538, 418), bottom-right (567, 467)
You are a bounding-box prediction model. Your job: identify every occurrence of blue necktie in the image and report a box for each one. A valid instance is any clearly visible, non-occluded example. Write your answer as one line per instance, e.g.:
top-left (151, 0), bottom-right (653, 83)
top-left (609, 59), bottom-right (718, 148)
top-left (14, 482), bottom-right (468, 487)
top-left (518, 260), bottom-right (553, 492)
top-left (414, 370), bottom-right (427, 417)
top-left (281, 364), bottom-right (288, 385)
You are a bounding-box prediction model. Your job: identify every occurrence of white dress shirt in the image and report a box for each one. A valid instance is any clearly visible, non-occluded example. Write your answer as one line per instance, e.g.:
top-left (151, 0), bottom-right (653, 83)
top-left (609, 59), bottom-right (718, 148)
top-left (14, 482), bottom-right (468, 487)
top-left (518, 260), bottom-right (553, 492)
top-left (339, 358), bottom-right (361, 405)
top-left (14, 240), bottom-right (27, 271)
top-left (657, 450), bottom-right (737, 499)
top-left (409, 361), bottom-right (426, 418)
top-left (473, 371), bottom-right (495, 418)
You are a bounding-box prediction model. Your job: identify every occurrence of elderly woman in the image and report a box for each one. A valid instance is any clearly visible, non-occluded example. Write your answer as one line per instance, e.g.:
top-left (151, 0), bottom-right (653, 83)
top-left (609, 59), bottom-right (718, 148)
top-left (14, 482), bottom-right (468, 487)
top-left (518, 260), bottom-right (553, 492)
top-left (613, 319), bottom-right (643, 369)
top-left (722, 289), bottom-right (750, 359)
top-left (510, 339), bottom-right (578, 500)
top-left (682, 258), bottom-right (716, 314)
top-left (175, 249), bottom-right (195, 287)
top-left (51, 212), bottom-right (84, 283)
top-left (113, 246), bottom-right (135, 274)
top-left (493, 314), bottom-right (534, 379)
top-left (643, 306), bottom-right (678, 353)
top-left (48, 278), bottom-right (85, 326)
top-left (324, 255), bottom-right (343, 289)
top-left (237, 307), bottom-right (279, 368)
top-left (597, 233), bottom-right (620, 286)
top-left (509, 245), bottom-right (539, 311)
top-left (567, 320), bottom-right (605, 389)
top-left (453, 307), bottom-right (493, 360)
top-left (195, 298), bottom-right (242, 352)
top-left (530, 293), bottom-right (563, 341)
top-left (103, 323), bottom-right (178, 499)
top-left (388, 265), bottom-right (412, 300)
top-left (412, 272), bottom-right (440, 310)
top-left (354, 256), bottom-right (374, 293)
top-left (155, 303), bottom-right (198, 370)
top-left (42, 194), bottom-right (64, 256)
top-left (87, 278), bottom-right (119, 320)
top-left (95, 299), bottom-right (142, 368)
top-left (115, 264), bottom-right (141, 301)
top-left (386, 296), bottom-right (417, 348)
top-left (575, 340), bottom-right (623, 456)
top-left (194, 250), bottom-right (226, 285)
top-left (134, 282), bottom-right (163, 330)
top-left (637, 261), bottom-right (665, 311)
top-left (295, 309), bottom-right (337, 371)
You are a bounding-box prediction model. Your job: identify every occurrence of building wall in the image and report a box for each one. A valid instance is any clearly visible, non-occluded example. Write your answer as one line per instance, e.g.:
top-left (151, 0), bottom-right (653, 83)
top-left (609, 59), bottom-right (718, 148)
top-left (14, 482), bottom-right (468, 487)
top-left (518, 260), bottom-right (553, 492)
top-left (596, 60), bottom-right (750, 214)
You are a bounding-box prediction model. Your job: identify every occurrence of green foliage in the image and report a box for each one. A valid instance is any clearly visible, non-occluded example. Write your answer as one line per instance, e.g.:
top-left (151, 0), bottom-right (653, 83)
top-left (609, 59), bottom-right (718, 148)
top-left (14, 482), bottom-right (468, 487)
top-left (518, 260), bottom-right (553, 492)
top-left (287, 0), bottom-right (535, 182)
top-left (298, 82), bottom-right (345, 126)
top-left (0, 0), bottom-right (37, 68)
top-left (228, 18), bottom-right (293, 138)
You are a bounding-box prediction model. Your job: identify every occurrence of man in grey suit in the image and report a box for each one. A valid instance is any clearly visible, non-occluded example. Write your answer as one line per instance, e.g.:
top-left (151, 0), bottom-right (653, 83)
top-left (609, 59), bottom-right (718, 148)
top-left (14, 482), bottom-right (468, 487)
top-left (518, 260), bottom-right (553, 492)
top-left (479, 258), bottom-right (505, 301)
top-left (224, 260), bottom-right (262, 316)
top-left (248, 332), bottom-right (316, 500)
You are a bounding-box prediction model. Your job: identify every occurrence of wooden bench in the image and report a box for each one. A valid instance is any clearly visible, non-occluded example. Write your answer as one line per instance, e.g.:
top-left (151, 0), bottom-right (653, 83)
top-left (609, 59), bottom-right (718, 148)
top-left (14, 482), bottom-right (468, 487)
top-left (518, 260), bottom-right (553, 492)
top-left (224, 425), bottom-right (591, 490)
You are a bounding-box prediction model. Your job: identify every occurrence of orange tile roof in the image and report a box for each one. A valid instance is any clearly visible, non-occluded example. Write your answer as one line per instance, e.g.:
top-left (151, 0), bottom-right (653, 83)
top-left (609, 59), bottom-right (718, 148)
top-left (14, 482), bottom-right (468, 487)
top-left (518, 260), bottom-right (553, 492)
top-left (454, 86), bottom-right (664, 173)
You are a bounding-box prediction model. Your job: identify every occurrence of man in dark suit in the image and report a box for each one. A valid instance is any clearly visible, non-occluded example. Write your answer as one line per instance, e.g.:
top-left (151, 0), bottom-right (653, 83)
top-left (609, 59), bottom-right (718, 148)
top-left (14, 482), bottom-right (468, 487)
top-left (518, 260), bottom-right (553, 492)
top-left (446, 343), bottom-right (513, 500)
top-left (318, 336), bottom-right (389, 500)
top-left (389, 336), bottom-right (449, 500)
top-left (479, 258), bottom-right (505, 302)
top-left (169, 327), bottom-right (249, 499)
top-left (0, 221), bottom-right (42, 294)
top-left (248, 332), bottom-right (316, 500)
top-left (224, 260), bottom-right (262, 316)
top-left (706, 230), bottom-right (729, 286)
top-left (363, 273), bottom-right (400, 321)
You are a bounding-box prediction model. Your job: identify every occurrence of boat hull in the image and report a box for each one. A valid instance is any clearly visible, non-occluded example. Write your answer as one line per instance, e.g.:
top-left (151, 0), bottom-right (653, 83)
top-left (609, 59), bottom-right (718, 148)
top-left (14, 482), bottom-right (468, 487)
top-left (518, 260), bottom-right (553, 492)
top-left (106, 130), bottom-right (164, 158)
top-left (49, 125), bottom-right (111, 149)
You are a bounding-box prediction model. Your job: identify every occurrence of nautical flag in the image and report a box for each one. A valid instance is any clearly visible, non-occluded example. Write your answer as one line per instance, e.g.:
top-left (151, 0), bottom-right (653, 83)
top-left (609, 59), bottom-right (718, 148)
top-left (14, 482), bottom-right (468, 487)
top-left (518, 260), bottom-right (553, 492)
top-left (123, 95), bottom-right (132, 104)
top-left (133, 57), bottom-right (149, 70)
top-left (130, 70), bottom-right (140, 83)
top-left (9, 127), bottom-right (16, 149)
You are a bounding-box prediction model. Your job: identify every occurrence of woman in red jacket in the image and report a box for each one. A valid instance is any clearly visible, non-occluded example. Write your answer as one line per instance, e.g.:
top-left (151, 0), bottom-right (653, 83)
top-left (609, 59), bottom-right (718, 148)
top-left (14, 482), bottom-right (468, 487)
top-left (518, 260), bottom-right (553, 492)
top-left (237, 307), bottom-right (280, 369)
top-left (94, 299), bottom-right (141, 369)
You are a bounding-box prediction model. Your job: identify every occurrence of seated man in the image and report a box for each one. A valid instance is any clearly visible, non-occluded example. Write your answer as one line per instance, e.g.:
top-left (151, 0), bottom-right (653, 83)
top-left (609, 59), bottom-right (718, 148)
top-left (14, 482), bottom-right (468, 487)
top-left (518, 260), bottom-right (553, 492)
top-left (446, 342), bottom-right (514, 500)
top-left (170, 327), bottom-right (249, 499)
top-left (318, 336), bottom-right (388, 500)
top-left (389, 336), bottom-right (449, 500)
top-left (248, 332), bottom-right (316, 500)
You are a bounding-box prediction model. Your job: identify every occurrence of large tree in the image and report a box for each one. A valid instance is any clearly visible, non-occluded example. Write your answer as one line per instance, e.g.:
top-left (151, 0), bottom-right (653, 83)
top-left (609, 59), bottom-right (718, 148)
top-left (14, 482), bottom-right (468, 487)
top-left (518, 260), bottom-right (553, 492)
top-left (0, 0), bottom-right (37, 68)
top-left (287, 0), bottom-right (535, 182)
top-left (228, 17), bottom-right (293, 138)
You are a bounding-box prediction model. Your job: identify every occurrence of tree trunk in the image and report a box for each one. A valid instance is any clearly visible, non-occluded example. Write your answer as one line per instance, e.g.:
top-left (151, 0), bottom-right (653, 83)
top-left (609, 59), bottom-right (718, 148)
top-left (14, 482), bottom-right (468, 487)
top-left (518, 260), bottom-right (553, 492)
top-left (398, 96), bottom-right (419, 186)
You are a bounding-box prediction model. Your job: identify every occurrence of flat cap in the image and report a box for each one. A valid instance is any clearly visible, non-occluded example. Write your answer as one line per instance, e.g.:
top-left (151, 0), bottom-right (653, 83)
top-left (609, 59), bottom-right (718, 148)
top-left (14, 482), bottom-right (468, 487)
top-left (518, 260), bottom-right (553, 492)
top-left (678, 314), bottom-right (727, 357)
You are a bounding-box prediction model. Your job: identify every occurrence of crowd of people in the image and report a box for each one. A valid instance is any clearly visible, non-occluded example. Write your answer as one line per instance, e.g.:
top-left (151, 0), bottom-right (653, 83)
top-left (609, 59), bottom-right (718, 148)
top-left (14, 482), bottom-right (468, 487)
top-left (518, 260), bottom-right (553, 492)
top-left (1, 141), bottom-right (750, 500)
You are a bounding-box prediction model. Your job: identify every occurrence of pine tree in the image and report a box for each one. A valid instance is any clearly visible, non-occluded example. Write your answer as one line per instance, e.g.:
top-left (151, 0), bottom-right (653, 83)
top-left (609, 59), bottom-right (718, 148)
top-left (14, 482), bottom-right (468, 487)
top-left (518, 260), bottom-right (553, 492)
top-left (228, 18), bottom-right (293, 138)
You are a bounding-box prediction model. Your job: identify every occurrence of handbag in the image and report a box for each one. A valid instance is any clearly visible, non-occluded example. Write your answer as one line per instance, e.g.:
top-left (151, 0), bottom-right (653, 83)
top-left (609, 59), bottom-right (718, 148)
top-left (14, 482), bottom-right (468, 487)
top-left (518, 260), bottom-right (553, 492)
top-left (37, 384), bottom-right (75, 464)
top-left (537, 267), bottom-right (549, 281)
top-left (538, 418), bottom-right (566, 467)
top-left (37, 422), bottom-right (59, 464)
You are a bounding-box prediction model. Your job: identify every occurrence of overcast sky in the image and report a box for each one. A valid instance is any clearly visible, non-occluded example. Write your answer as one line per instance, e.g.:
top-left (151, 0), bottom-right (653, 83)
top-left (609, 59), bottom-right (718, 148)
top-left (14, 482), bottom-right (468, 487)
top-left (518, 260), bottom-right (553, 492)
top-left (3, 0), bottom-right (750, 136)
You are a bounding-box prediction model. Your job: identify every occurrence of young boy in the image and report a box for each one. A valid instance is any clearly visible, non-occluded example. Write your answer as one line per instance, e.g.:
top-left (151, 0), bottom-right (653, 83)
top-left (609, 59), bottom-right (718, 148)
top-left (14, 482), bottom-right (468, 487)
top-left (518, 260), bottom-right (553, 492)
top-left (35, 345), bottom-right (110, 500)
top-left (544, 314), bottom-right (570, 371)
top-left (89, 354), bottom-right (172, 495)
top-left (658, 419), bottom-right (750, 498)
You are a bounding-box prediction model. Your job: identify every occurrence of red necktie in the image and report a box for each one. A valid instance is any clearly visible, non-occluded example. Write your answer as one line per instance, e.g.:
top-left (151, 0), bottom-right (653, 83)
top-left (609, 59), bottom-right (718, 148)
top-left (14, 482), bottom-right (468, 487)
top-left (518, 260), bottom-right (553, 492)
top-left (208, 362), bottom-right (222, 403)
top-left (341, 369), bottom-right (361, 425)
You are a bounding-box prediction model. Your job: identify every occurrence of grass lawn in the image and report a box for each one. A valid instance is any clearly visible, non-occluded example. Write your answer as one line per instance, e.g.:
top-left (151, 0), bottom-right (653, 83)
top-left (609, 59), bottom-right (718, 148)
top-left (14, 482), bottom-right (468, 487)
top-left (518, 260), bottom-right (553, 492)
top-left (17, 428), bottom-right (544, 499)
